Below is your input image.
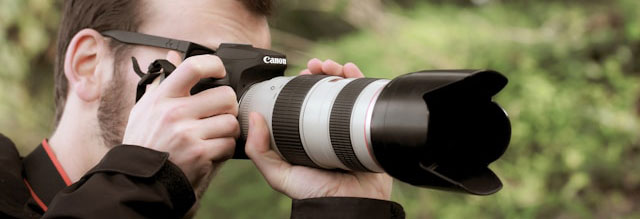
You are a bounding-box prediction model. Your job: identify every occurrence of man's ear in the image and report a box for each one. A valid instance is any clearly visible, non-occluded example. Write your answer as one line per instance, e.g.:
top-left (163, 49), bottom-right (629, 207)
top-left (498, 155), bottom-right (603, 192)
top-left (64, 29), bottom-right (111, 102)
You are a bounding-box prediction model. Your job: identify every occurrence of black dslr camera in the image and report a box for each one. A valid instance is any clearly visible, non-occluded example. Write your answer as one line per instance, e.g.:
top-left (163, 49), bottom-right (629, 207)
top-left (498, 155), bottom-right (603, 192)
top-left (103, 30), bottom-right (511, 195)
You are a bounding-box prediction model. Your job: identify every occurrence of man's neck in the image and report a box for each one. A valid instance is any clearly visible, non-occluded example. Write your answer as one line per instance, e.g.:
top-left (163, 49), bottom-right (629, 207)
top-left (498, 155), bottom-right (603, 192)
top-left (48, 98), bottom-right (108, 183)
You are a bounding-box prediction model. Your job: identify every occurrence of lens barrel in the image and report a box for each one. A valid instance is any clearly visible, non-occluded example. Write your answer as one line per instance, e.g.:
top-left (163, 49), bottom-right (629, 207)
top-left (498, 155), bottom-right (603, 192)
top-left (239, 75), bottom-right (389, 172)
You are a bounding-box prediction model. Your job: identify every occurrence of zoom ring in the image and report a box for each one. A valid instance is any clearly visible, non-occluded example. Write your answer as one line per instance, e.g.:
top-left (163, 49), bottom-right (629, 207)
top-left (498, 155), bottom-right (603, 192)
top-left (330, 78), bottom-right (378, 172)
top-left (272, 75), bottom-right (328, 168)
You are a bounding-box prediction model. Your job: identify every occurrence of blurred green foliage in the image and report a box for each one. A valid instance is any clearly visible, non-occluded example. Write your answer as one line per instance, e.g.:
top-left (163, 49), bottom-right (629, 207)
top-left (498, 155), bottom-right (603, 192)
top-left (1, 0), bottom-right (639, 218)
top-left (0, 0), bottom-right (58, 154)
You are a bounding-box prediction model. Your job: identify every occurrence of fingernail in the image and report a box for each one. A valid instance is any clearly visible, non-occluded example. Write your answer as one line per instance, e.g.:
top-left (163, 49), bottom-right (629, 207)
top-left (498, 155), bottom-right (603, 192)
top-left (308, 58), bottom-right (322, 66)
top-left (346, 62), bottom-right (359, 70)
top-left (250, 112), bottom-right (261, 130)
top-left (325, 59), bottom-right (337, 65)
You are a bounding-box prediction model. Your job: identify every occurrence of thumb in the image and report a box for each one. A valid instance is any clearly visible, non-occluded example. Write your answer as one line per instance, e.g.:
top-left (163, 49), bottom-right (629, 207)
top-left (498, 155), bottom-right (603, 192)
top-left (245, 112), bottom-right (291, 189)
top-left (245, 112), bottom-right (271, 154)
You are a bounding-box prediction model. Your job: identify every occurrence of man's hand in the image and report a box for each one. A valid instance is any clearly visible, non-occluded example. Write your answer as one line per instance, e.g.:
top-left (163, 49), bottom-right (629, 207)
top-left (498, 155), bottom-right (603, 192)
top-left (245, 58), bottom-right (393, 200)
top-left (122, 51), bottom-right (239, 190)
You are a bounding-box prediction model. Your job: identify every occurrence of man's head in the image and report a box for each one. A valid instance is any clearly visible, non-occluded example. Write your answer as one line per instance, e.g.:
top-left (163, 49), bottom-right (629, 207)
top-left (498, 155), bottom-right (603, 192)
top-left (55, 0), bottom-right (272, 145)
top-left (53, 0), bottom-right (273, 215)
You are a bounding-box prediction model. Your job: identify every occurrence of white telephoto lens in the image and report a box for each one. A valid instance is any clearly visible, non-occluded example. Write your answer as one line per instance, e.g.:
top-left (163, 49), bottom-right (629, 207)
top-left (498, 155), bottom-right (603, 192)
top-left (238, 75), bottom-right (388, 172)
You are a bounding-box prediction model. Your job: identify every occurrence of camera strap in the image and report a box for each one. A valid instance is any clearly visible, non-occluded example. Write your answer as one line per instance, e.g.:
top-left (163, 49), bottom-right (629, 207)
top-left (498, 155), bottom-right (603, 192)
top-left (132, 57), bottom-right (177, 102)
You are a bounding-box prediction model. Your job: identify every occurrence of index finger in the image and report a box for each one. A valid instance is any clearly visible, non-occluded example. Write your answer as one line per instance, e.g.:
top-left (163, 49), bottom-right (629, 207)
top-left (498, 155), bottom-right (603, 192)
top-left (158, 54), bottom-right (226, 98)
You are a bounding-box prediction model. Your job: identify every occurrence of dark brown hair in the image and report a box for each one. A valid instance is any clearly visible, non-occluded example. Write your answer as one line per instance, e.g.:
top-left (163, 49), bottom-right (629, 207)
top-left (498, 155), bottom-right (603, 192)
top-left (53, 0), bottom-right (273, 125)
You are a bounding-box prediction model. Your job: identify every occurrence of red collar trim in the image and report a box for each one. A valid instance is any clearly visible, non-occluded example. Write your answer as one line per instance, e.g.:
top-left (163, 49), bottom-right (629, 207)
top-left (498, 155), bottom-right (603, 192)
top-left (22, 139), bottom-right (73, 212)
top-left (41, 139), bottom-right (72, 186)
top-left (23, 179), bottom-right (48, 211)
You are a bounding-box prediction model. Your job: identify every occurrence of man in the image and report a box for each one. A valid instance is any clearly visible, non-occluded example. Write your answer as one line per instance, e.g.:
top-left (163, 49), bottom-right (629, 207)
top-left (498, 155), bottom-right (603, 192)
top-left (0, 0), bottom-right (405, 218)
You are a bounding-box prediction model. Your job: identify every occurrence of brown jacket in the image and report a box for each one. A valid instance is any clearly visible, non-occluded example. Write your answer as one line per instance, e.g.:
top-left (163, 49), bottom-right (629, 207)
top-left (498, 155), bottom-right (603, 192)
top-left (0, 134), bottom-right (404, 218)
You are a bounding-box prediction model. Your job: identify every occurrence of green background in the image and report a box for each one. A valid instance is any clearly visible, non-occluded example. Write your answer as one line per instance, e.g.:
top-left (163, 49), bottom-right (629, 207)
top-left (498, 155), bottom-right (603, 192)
top-left (1, 0), bottom-right (639, 218)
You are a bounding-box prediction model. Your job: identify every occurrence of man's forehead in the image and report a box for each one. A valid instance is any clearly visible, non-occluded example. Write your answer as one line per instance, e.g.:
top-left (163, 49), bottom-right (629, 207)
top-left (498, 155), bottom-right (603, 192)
top-left (139, 0), bottom-right (271, 50)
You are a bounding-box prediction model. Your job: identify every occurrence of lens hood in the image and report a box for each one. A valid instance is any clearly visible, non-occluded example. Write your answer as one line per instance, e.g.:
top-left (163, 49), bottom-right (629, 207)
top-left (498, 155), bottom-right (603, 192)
top-left (370, 70), bottom-right (510, 195)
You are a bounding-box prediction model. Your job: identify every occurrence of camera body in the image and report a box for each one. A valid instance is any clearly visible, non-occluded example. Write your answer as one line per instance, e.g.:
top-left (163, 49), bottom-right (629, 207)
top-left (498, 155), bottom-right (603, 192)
top-left (135, 44), bottom-right (511, 195)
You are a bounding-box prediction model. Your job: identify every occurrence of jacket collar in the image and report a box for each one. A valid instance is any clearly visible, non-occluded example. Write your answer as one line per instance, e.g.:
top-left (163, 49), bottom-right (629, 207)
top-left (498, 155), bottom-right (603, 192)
top-left (22, 139), bottom-right (72, 211)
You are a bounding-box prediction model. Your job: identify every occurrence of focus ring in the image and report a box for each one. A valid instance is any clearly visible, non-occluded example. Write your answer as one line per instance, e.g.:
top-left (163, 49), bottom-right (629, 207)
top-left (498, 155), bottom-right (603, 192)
top-left (272, 75), bottom-right (328, 168)
top-left (330, 78), bottom-right (378, 171)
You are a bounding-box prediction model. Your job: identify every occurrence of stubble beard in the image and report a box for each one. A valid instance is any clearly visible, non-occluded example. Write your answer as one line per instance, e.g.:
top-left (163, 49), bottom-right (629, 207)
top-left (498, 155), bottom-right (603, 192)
top-left (97, 60), bottom-right (129, 149)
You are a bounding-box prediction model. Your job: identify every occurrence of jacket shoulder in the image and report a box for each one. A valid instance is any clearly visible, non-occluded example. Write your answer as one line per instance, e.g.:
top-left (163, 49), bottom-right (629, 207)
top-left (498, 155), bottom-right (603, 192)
top-left (0, 133), bottom-right (30, 218)
top-left (0, 133), bottom-right (20, 156)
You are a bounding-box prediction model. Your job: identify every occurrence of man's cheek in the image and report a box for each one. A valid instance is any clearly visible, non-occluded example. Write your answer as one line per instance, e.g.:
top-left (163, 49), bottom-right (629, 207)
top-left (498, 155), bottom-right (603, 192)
top-left (123, 68), bottom-right (142, 104)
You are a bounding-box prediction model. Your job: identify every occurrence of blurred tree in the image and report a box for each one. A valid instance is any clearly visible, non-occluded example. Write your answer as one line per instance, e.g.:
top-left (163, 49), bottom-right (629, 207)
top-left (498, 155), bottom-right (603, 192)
top-left (1, 0), bottom-right (639, 218)
top-left (0, 0), bottom-right (60, 154)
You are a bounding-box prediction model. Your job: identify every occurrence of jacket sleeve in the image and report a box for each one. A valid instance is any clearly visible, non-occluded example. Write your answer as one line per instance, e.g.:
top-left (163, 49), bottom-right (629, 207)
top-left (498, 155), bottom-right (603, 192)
top-left (291, 197), bottom-right (405, 219)
top-left (43, 145), bottom-right (195, 219)
top-left (0, 134), bottom-right (30, 218)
